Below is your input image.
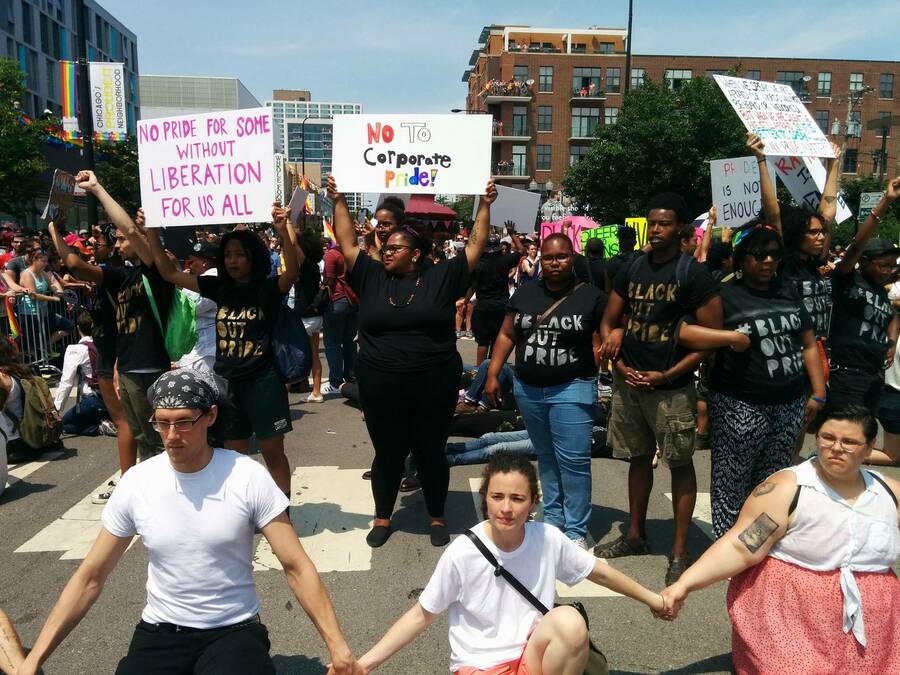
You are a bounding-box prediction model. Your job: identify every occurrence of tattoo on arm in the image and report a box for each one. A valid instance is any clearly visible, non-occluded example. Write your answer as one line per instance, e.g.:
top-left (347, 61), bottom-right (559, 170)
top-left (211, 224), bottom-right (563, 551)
top-left (752, 481), bottom-right (776, 497)
top-left (738, 513), bottom-right (779, 554)
top-left (822, 196), bottom-right (836, 204)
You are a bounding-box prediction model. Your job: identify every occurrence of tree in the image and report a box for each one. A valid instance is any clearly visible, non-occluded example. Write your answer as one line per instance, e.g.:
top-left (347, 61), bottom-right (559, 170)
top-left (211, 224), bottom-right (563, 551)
top-left (437, 194), bottom-right (475, 230)
top-left (830, 173), bottom-right (900, 247)
top-left (563, 77), bottom-right (747, 223)
top-left (95, 134), bottom-right (140, 216)
top-left (0, 58), bottom-right (50, 222)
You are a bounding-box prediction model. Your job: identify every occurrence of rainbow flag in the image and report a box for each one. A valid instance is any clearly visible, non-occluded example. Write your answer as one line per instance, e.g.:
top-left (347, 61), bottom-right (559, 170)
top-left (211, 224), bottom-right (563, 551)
top-left (300, 176), bottom-right (315, 214)
top-left (323, 218), bottom-right (336, 241)
top-left (5, 297), bottom-right (20, 339)
top-left (59, 60), bottom-right (80, 140)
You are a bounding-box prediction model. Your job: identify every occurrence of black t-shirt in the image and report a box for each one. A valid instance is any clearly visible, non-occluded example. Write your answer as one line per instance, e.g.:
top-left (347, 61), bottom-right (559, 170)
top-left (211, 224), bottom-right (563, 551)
top-left (614, 253), bottom-right (719, 387)
top-left (782, 257), bottom-right (831, 340)
top-left (507, 281), bottom-right (606, 387)
top-left (710, 280), bottom-right (813, 404)
top-left (349, 252), bottom-right (469, 372)
top-left (101, 263), bottom-right (173, 372)
top-left (295, 257), bottom-right (322, 317)
top-left (198, 275), bottom-right (286, 380)
top-left (827, 269), bottom-right (893, 373)
top-left (573, 254), bottom-right (605, 289)
top-left (605, 251), bottom-right (635, 286)
top-left (472, 252), bottom-right (522, 311)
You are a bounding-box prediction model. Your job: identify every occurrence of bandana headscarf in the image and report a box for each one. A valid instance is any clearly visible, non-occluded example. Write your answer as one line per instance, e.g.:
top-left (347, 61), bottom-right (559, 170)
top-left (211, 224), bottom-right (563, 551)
top-left (147, 368), bottom-right (222, 412)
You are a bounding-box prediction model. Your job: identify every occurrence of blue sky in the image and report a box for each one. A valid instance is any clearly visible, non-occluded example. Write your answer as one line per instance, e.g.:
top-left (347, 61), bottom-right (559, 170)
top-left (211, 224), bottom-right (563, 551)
top-left (102, 0), bottom-right (899, 113)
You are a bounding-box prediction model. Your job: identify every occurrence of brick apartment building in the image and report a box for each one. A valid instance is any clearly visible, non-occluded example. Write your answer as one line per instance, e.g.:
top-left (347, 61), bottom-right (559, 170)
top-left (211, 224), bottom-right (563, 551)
top-left (462, 25), bottom-right (899, 192)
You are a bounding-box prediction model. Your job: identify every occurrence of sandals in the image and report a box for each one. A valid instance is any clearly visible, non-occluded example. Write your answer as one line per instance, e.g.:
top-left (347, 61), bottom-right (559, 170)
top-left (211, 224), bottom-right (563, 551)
top-left (593, 535), bottom-right (650, 559)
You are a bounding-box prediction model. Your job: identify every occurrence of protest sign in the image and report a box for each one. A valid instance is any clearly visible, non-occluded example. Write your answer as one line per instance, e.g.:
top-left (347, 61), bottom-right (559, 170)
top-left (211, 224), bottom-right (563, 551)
top-left (287, 186), bottom-right (308, 227)
top-left (41, 170), bottom-right (76, 221)
top-left (88, 62), bottom-right (127, 140)
top-left (859, 192), bottom-right (884, 220)
top-left (472, 184), bottom-right (541, 233)
top-left (710, 156), bottom-right (776, 228)
top-left (713, 75), bottom-right (835, 159)
top-left (578, 217), bottom-right (649, 256)
top-left (332, 114), bottom-right (492, 195)
top-left (137, 107), bottom-right (275, 227)
top-left (767, 156), bottom-right (853, 223)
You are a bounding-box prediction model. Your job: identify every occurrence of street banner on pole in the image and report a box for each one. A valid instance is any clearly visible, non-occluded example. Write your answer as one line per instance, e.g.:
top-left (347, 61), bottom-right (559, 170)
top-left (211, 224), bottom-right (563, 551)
top-left (767, 156), bottom-right (853, 223)
top-left (88, 62), bottom-right (127, 141)
top-left (41, 170), bottom-right (76, 221)
top-left (714, 75), bottom-right (835, 158)
top-left (472, 185), bottom-right (541, 233)
top-left (332, 114), bottom-right (492, 195)
top-left (709, 156), bottom-right (775, 228)
top-left (137, 107), bottom-right (275, 227)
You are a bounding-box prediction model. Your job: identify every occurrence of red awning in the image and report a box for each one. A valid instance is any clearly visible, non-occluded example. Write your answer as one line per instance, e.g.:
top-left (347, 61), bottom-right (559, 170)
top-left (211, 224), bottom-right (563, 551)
top-left (404, 195), bottom-right (458, 220)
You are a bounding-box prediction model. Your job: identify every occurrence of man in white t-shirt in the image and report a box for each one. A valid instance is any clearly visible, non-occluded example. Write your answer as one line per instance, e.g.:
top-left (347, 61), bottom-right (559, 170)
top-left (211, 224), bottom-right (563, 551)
top-left (13, 368), bottom-right (363, 675)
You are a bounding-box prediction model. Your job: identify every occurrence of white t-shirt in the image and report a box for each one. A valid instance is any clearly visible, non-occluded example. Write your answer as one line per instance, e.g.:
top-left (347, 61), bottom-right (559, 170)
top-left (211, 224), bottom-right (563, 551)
top-left (418, 521), bottom-right (595, 671)
top-left (102, 448), bottom-right (289, 629)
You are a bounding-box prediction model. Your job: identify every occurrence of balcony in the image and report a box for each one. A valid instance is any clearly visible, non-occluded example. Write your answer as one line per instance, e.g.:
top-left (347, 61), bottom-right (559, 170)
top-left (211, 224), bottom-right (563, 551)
top-left (481, 78), bottom-right (534, 105)
top-left (570, 85), bottom-right (605, 103)
top-left (492, 162), bottom-right (531, 181)
top-left (492, 122), bottom-right (531, 142)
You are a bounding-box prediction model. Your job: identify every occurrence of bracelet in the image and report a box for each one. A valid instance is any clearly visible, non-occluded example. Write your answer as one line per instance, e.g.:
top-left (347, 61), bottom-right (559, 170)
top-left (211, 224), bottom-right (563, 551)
top-left (811, 395), bottom-right (827, 405)
top-left (756, 158), bottom-right (766, 164)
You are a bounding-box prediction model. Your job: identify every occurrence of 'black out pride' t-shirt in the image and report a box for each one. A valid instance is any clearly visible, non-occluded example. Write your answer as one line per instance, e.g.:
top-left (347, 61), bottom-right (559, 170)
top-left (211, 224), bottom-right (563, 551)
top-left (782, 258), bottom-right (831, 339)
top-left (710, 280), bottom-right (813, 404)
top-left (507, 281), bottom-right (606, 387)
top-left (198, 275), bottom-right (286, 380)
top-left (828, 269), bottom-right (894, 373)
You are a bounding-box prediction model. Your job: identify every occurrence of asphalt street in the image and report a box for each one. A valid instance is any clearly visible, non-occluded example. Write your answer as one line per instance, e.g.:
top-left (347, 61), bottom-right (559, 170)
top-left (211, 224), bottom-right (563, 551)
top-left (2, 338), bottom-right (897, 674)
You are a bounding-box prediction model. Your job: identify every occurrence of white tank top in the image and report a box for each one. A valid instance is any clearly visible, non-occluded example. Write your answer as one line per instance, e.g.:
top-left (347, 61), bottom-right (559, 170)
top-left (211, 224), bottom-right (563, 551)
top-left (768, 459), bottom-right (899, 646)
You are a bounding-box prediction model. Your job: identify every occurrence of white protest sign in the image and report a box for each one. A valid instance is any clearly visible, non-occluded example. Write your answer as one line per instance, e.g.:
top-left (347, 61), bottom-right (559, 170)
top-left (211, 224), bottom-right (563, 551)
top-left (709, 156), bottom-right (775, 228)
top-left (287, 186), bottom-right (308, 226)
top-left (714, 75), bottom-right (835, 159)
top-left (88, 62), bottom-right (127, 139)
top-left (375, 193), bottom-right (411, 209)
top-left (332, 114), bottom-right (492, 195)
top-left (767, 156), bottom-right (853, 223)
top-left (471, 184), bottom-right (541, 233)
top-left (137, 107), bottom-right (275, 227)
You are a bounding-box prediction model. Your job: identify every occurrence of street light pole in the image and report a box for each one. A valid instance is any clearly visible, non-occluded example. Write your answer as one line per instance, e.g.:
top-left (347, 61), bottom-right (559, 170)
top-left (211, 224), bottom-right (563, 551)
top-left (623, 0), bottom-right (634, 95)
top-left (75, 0), bottom-right (97, 226)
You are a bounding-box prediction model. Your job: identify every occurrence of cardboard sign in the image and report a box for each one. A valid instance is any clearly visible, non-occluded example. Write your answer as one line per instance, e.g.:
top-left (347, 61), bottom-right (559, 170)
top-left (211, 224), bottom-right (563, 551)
top-left (578, 217), bottom-right (649, 256)
top-left (89, 62), bottom-right (127, 140)
top-left (332, 114), bottom-right (492, 195)
top-left (710, 156), bottom-right (776, 228)
top-left (137, 107), bottom-right (276, 227)
top-left (472, 185), bottom-right (541, 233)
top-left (287, 186), bottom-right (308, 227)
top-left (767, 156), bottom-right (853, 223)
top-left (714, 75), bottom-right (835, 159)
top-left (41, 170), bottom-right (76, 221)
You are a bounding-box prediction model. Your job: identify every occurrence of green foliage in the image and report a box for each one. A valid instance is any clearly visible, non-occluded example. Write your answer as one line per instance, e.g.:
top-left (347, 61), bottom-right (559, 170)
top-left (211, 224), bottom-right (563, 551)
top-left (563, 77), bottom-right (748, 222)
top-left (0, 58), bottom-right (50, 221)
top-left (830, 174), bottom-right (900, 247)
top-left (95, 134), bottom-right (140, 216)
top-left (437, 194), bottom-right (475, 229)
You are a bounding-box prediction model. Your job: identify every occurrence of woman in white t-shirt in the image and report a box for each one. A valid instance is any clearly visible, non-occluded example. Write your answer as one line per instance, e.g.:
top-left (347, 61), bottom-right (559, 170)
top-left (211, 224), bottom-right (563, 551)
top-left (358, 452), bottom-right (668, 674)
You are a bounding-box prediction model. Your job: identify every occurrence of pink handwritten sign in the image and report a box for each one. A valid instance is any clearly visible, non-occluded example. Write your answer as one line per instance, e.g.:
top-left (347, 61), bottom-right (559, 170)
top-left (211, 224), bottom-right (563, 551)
top-left (137, 107), bottom-right (275, 227)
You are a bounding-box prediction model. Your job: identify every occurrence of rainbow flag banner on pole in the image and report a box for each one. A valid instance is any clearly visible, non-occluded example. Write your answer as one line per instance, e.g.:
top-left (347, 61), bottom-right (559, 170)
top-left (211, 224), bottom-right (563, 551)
top-left (59, 60), bottom-right (80, 140)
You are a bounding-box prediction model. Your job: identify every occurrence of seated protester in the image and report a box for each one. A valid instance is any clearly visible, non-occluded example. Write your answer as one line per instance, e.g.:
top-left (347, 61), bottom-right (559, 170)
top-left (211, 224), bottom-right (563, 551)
top-left (357, 451), bottom-right (668, 674)
top-left (175, 240), bottom-right (219, 372)
top-left (52, 311), bottom-right (113, 437)
top-left (826, 177), bottom-right (900, 415)
top-left (455, 359), bottom-right (516, 414)
top-left (147, 206), bottom-right (300, 496)
top-left (446, 425), bottom-right (607, 467)
top-left (9, 368), bottom-right (362, 675)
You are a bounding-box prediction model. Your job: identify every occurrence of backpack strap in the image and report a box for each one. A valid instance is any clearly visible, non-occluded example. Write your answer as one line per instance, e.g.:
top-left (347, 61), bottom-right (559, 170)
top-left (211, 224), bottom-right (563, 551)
top-left (464, 530), bottom-right (550, 615)
top-left (141, 275), bottom-right (165, 335)
top-left (866, 470), bottom-right (899, 508)
top-left (674, 252), bottom-right (694, 309)
top-left (525, 283), bottom-right (585, 342)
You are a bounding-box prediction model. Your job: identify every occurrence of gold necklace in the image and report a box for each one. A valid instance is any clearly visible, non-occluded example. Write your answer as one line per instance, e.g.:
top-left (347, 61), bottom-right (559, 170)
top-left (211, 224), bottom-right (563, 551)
top-left (388, 274), bottom-right (421, 308)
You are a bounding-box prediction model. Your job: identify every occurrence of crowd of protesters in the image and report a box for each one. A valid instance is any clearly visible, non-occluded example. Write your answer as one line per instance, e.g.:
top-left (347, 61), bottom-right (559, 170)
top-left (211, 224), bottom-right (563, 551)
top-left (0, 133), bottom-right (898, 674)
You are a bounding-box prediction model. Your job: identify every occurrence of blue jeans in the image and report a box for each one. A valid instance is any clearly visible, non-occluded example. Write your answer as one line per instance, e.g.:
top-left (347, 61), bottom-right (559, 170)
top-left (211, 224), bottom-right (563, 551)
top-left (446, 430), bottom-right (534, 466)
top-left (465, 360), bottom-right (515, 408)
top-left (323, 298), bottom-right (357, 387)
top-left (62, 393), bottom-right (109, 436)
top-left (513, 376), bottom-right (596, 540)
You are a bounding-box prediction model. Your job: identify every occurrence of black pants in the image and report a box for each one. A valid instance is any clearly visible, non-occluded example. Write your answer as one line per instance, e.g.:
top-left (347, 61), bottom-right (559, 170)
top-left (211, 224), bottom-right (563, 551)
top-left (115, 619), bottom-right (274, 674)
top-left (827, 366), bottom-right (884, 414)
top-left (357, 354), bottom-right (462, 519)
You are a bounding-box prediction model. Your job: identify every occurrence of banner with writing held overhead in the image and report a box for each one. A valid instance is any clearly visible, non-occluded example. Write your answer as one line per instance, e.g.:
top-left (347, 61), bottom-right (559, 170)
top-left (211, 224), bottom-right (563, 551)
top-left (710, 156), bottom-right (776, 228)
top-left (472, 185), bottom-right (541, 233)
top-left (41, 170), bottom-right (76, 221)
top-left (714, 75), bottom-right (835, 159)
top-left (137, 107), bottom-right (275, 227)
top-left (332, 114), bottom-right (492, 195)
top-left (767, 156), bottom-right (853, 223)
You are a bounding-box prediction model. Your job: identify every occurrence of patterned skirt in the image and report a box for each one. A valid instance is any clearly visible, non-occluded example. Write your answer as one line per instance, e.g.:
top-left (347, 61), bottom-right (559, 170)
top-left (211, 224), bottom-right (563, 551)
top-left (727, 557), bottom-right (900, 674)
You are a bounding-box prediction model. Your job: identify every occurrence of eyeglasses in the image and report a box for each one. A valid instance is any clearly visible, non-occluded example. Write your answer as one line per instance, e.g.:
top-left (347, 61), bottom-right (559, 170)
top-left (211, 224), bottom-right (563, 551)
top-left (806, 228), bottom-right (825, 238)
top-left (149, 412), bottom-right (205, 433)
top-left (382, 244), bottom-right (411, 256)
top-left (816, 432), bottom-right (866, 452)
top-left (748, 249), bottom-right (783, 263)
top-left (540, 253), bottom-right (572, 263)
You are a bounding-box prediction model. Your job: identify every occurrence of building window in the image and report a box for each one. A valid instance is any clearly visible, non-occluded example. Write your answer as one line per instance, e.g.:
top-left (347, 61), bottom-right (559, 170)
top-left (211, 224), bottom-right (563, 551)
top-left (880, 73), bottom-right (894, 99)
top-left (514, 64), bottom-right (529, 82)
top-left (815, 110), bottom-right (829, 134)
top-left (537, 145), bottom-right (551, 171)
top-left (776, 71), bottom-right (806, 94)
top-left (597, 42), bottom-right (614, 54)
top-left (572, 67), bottom-right (601, 96)
top-left (45, 58), bottom-right (54, 101)
top-left (539, 66), bottom-right (553, 93)
top-left (570, 144), bottom-right (590, 165)
top-left (512, 145), bottom-right (527, 175)
top-left (746, 70), bottom-right (761, 81)
top-left (605, 67), bottom-right (621, 93)
top-left (849, 73), bottom-right (864, 92)
top-left (664, 69), bottom-right (692, 90)
top-left (571, 43), bottom-right (586, 54)
top-left (21, 1), bottom-right (34, 46)
top-left (876, 111), bottom-right (891, 137)
top-left (630, 68), bottom-right (645, 89)
top-left (537, 105), bottom-right (552, 132)
top-left (706, 69), bottom-right (727, 77)
top-left (817, 72), bottom-right (832, 96)
top-left (512, 105), bottom-right (528, 136)
top-left (842, 149), bottom-right (858, 173)
top-left (571, 107), bottom-right (600, 138)
top-left (604, 107), bottom-right (619, 125)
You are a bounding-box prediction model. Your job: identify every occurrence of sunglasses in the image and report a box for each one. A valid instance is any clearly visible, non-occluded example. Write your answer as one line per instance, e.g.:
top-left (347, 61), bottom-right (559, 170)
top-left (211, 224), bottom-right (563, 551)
top-left (747, 249), bottom-right (783, 263)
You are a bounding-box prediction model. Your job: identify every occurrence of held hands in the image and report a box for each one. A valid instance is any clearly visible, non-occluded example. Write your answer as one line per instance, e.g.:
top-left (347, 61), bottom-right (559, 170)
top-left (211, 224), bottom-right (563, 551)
top-left (746, 132), bottom-right (766, 161)
top-left (74, 170), bottom-right (100, 193)
top-left (599, 328), bottom-right (624, 362)
top-left (729, 330), bottom-right (751, 352)
top-left (657, 584), bottom-right (687, 620)
top-left (325, 649), bottom-right (366, 675)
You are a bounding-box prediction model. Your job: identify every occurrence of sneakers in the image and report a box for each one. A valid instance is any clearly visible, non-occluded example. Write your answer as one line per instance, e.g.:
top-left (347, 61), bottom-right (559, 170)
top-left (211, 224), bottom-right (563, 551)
top-left (597, 383), bottom-right (612, 398)
top-left (464, 330), bottom-right (474, 339)
top-left (91, 480), bottom-right (117, 505)
top-left (593, 535), bottom-right (650, 559)
top-left (306, 392), bottom-right (324, 403)
top-left (320, 382), bottom-right (342, 396)
top-left (454, 400), bottom-right (482, 415)
top-left (399, 473), bottom-right (420, 492)
top-left (97, 419), bottom-right (118, 437)
top-left (665, 555), bottom-right (691, 585)
top-left (455, 330), bottom-right (462, 339)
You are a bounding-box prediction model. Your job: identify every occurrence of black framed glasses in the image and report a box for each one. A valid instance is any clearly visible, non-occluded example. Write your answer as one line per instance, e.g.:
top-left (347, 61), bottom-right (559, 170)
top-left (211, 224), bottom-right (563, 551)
top-left (382, 244), bottom-right (411, 256)
top-left (540, 253), bottom-right (572, 263)
top-left (149, 412), bottom-right (205, 433)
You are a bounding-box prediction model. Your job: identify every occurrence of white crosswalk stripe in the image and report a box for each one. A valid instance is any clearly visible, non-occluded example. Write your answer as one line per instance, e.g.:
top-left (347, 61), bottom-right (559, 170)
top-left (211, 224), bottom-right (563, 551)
top-left (664, 491), bottom-right (714, 540)
top-left (5, 451), bottom-right (65, 490)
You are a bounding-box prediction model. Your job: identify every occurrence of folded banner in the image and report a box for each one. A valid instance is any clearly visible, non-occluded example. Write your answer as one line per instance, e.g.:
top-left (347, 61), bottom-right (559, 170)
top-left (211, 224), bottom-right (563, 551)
top-left (41, 170), bottom-right (76, 221)
top-left (767, 156), bottom-right (853, 223)
top-left (137, 107), bottom-right (275, 227)
top-left (88, 62), bottom-right (127, 141)
top-left (332, 114), bottom-right (492, 195)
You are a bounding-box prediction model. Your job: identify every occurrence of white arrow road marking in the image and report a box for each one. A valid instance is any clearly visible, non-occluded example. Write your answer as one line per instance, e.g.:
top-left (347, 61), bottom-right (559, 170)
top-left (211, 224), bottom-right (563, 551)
top-left (466, 478), bottom-right (620, 599)
top-left (15, 472), bottom-right (121, 560)
top-left (254, 466), bottom-right (373, 573)
top-left (664, 491), bottom-right (714, 540)
top-left (5, 451), bottom-right (64, 490)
